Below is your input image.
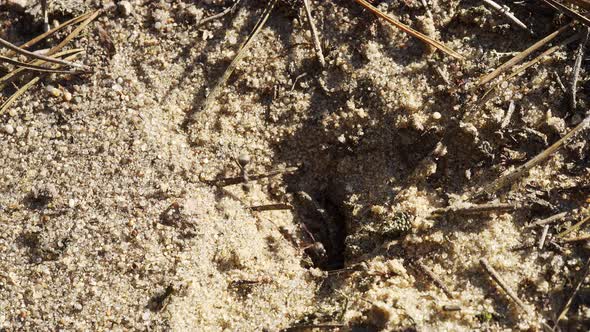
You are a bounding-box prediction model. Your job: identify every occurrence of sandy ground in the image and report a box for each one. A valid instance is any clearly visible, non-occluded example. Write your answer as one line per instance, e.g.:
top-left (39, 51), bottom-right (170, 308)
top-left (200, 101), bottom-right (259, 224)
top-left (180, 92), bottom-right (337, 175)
top-left (1, 0), bottom-right (590, 331)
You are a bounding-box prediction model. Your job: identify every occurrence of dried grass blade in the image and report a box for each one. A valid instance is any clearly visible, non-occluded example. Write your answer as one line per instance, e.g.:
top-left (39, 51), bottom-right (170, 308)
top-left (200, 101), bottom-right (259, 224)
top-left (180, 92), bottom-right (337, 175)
top-left (477, 24), bottom-right (572, 86)
top-left (558, 214), bottom-right (590, 238)
top-left (47, 9), bottom-right (102, 56)
top-left (355, 0), bottom-right (464, 60)
top-left (543, 0), bottom-right (590, 27)
top-left (0, 48), bottom-right (83, 90)
top-left (3, 11), bottom-right (93, 57)
top-left (0, 52), bottom-right (82, 115)
top-left (193, 0), bottom-right (278, 119)
top-left (0, 55), bottom-right (86, 74)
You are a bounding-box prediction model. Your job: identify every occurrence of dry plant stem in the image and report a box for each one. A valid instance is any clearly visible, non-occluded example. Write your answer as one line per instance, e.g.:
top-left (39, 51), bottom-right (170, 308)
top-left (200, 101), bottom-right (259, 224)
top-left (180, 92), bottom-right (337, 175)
top-left (554, 257), bottom-right (590, 329)
top-left (571, 27), bottom-right (589, 110)
top-left (473, 112), bottom-right (590, 198)
top-left (543, 0), bottom-right (590, 28)
top-left (482, 0), bottom-right (529, 31)
top-left (250, 203), bottom-right (293, 212)
top-left (0, 55), bottom-right (85, 74)
top-left (538, 225), bottom-right (549, 250)
top-left (0, 37), bottom-right (84, 69)
top-left (562, 0), bottom-right (590, 10)
top-left (561, 234), bottom-right (590, 243)
top-left (195, 0), bottom-right (278, 118)
top-left (479, 258), bottom-right (531, 315)
top-left (213, 166), bottom-right (298, 187)
top-left (477, 24), bottom-right (571, 86)
top-left (525, 211), bottom-right (568, 229)
top-left (480, 32), bottom-right (582, 104)
top-left (41, 0), bottom-right (49, 31)
top-left (3, 11), bottom-right (92, 57)
top-left (198, 0), bottom-right (242, 27)
top-left (0, 10), bottom-right (100, 90)
top-left (0, 51), bottom-right (82, 115)
top-left (302, 0), bottom-right (325, 67)
top-left (558, 214), bottom-right (590, 238)
top-left (415, 260), bottom-right (454, 299)
top-left (354, 0), bottom-right (464, 60)
top-left (432, 202), bottom-right (515, 216)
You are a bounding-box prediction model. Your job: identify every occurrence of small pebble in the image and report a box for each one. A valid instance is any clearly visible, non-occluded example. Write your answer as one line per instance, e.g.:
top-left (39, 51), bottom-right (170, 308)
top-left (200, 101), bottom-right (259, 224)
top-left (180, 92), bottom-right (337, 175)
top-left (4, 124), bottom-right (14, 135)
top-left (63, 91), bottom-right (73, 102)
top-left (118, 1), bottom-right (133, 17)
top-left (237, 153), bottom-right (251, 167)
top-left (432, 112), bottom-right (442, 120)
top-left (46, 85), bottom-right (61, 98)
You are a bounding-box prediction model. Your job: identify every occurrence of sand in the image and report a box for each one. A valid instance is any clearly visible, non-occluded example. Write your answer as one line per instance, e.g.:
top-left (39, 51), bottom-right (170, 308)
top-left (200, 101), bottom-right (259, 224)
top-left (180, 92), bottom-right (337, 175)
top-left (1, 0), bottom-right (590, 330)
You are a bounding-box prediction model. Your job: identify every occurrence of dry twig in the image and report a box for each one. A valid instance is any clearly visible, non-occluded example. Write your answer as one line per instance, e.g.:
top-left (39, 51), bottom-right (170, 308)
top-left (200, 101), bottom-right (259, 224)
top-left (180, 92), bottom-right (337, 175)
top-left (480, 258), bottom-right (532, 315)
top-left (482, 0), bottom-right (529, 31)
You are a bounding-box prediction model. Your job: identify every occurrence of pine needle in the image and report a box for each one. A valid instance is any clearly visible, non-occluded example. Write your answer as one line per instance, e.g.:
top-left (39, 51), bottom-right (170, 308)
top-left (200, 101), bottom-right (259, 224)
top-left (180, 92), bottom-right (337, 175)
top-left (0, 36), bottom-right (85, 69)
top-left (0, 54), bottom-right (86, 74)
top-left (543, 0), bottom-right (590, 28)
top-left (354, 0), bottom-right (464, 60)
top-left (477, 24), bottom-right (572, 86)
top-left (0, 51), bottom-right (83, 115)
top-left (192, 0), bottom-right (278, 120)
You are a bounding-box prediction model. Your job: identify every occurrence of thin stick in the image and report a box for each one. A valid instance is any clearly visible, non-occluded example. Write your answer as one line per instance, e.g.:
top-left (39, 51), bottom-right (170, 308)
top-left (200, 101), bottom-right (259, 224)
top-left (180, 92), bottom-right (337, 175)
top-left (525, 211), bottom-right (568, 229)
top-left (355, 0), bottom-right (464, 60)
top-left (415, 260), bottom-right (454, 299)
top-left (571, 27), bottom-right (589, 110)
top-left (194, 0), bottom-right (278, 119)
top-left (0, 51), bottom-right (82, 116)
top-left (198, 0), bottom-right (242, 27)
top-left (432, 202), bottom-right (516, 216)
top-left (543, 0), bottom-right (590, 28)
top-left (558, 214), bottom-right (590, 238)
top-left (3, 11), bottom-right (93, 57)
top-left (479, 258), bottom-right (531, 314)
top-left (538, 225), bottom-right (549, 250)
top-left (302, 0), bottom-right (326, 67)
top-left (209, 166), bottom-right (298, 187)
top-left (480, 32), bottom-right (581, 105)
top-left (0, 36), bottom-right (84, 69)
top-left (0, 55), bottom-right (85, 74)
top-left (553, 257), bottom-right (590, 329)
top-left (472, 112), bottom-right (590, 198)
top-left (250, 203), bottom-right (293, 212)
top-left (477, 24), bottom-right (572, 86)
top-left (561, 234), bottom-right (590, 243)
top-left (482, 0), bottom-right (529, 31)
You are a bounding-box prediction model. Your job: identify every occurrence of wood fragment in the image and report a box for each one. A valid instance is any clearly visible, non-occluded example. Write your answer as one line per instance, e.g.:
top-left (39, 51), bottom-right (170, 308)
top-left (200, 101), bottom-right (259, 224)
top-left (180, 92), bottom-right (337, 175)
top-left (479, 258), bottom-right (531, 315)
top-left (250, 203), bottom-right (293, 212)
top-left (570, 27), bottom-right (589, 110)
top-left (477, 24), bottom-right (571, 86)
top-left (209, 166), bottom-right (298, 187)
top-left (500, 100), bottom-right (516, 129)
top-left (553, 257), bottom-right (590, 329)
top-left (354, 0), bottom-right (464, 60)
top-left (198, 0), bottom-right (242, 27)
top-left (525, 211), bottom-right (568, 229)
top-left (414, 260), bottom-right (454, 299)
top-left (482, 0), bottom-right (529, 31)
top-left (538, 225), bottom-right (549, 250)
top-left (432, 202), bottom-right (516, 217)
top-left (302, 0), bottom-right (325, 67)
top-left (472, 113), bottom-right (590, 198)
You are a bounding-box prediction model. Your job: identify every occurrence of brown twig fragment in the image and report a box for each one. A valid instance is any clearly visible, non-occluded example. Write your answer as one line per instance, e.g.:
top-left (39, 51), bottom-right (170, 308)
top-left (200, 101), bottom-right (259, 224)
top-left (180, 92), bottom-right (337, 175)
top-left (553, 257), bottom-right (590, 329)
top-left (431, 202), bottom-right (516, 217)
top-left (525, 211), bottom-right (568, 229)
top-left (198, 0), bottom-right (242, 27)
top-left (482, 0), bottom-right (529, 31)
top-left (414, 260), bottom-right (454, 299)
top-left (250, 203), bottom-right (293, 212)
top-left (479, 258), bottom-right (531, 315)
top-left (302, 0), bottom-right (325, 67)
top-left (354, 0), bottom-right (464, 60)
top-left (538, 225), bottom-right (550, 250)
top-left (473, 113), bottom-right (590, 198)
top-left (571, 27), bottom-right (589, 110)
top-left (477, 24), bottom-right (572, 86)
